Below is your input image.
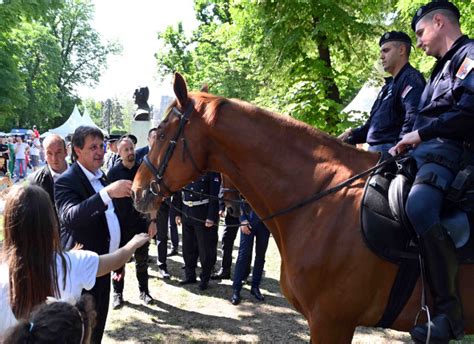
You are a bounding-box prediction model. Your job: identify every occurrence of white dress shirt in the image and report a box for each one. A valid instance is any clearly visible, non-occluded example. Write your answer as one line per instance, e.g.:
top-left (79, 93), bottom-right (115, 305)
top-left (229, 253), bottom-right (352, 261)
top-left (77, 161), bottom-right (121, 253)
top-left (49, 163), bottom-right (69, 183)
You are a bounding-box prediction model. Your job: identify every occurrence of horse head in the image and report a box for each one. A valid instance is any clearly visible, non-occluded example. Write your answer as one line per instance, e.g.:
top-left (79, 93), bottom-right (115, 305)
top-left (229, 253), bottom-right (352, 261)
top-left (131, 73), bottom-right (210, 213)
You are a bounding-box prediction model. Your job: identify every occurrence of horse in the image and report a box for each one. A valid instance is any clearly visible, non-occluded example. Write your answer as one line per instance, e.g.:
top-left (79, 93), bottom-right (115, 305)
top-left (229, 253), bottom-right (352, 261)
top-left (131, 73), bottom-right (474, 342)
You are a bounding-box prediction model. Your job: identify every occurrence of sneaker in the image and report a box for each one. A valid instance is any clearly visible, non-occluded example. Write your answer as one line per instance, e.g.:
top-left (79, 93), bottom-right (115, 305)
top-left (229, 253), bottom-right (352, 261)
top-left (112, 293), bottom-right (124, 309)
top-left (139, 291), bottom-right (154, 305)
top-left (158, 267), bottom-right (171, 279)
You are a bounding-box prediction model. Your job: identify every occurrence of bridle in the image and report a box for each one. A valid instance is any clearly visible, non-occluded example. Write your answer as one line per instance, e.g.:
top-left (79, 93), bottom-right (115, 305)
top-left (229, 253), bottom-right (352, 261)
top-left (142, 101), bottom-right (198, 198)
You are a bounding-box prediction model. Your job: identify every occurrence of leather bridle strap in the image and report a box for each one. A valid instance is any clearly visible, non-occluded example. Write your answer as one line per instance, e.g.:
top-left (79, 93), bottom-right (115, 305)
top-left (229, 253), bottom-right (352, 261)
top-left (143, 101), bottom-right (194, 197)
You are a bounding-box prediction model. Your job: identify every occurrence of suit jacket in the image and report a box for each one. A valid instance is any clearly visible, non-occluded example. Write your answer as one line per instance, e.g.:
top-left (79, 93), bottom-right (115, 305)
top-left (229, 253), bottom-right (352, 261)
top-left (135, 145), bottom-right (149, 165)
top-left (54, 162), bottom-right (125, 254)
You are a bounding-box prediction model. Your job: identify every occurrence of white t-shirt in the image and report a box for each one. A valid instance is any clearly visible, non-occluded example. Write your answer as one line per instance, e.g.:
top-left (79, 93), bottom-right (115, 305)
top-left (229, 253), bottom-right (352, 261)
top-left (29, 138), bottom-right (40, 156)
top-left (0, 250), bottom-right (99, 337)
top-left (14, 143), bottom-right (29, 160)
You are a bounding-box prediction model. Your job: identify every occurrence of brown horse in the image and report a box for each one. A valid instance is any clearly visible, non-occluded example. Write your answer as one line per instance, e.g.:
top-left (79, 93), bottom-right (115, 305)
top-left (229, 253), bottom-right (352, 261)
top-left (131, 73), bottom-right (473, 342)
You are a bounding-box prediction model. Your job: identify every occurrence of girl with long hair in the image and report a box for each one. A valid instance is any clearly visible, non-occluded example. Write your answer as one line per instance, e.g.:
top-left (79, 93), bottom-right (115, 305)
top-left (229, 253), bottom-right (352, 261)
top-left (0, 185), bottom-right (149, 337)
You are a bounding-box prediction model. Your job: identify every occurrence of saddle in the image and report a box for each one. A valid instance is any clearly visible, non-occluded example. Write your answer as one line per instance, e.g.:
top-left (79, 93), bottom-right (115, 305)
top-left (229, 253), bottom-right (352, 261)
top-left (360, 154), bottom-right (474, 328)
top-left (361, 156), bottom-right (474, 264)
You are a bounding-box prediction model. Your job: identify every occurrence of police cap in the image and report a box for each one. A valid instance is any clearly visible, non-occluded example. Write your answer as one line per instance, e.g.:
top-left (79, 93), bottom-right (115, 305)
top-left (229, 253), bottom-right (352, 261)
top-left (107, 134), bottom-right (121, 144)
top-left (119, 134), bottom-right (138, 145)
top-left (379, 31), bottom-right (412, 47)
top-left (411, 0), bottom-right (460, 31)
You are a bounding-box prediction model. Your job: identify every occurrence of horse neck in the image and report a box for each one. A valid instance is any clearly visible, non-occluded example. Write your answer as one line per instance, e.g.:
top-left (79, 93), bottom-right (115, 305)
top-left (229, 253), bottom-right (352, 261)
top-left (205, 101), bottom-right (377, 224)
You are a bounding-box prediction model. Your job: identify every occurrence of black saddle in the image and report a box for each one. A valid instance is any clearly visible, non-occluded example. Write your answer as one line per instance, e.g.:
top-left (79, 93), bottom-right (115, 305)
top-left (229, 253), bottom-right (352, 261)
top-left (360, 155), bottom-right (474, 328)
top-left (361, 157), bottom-right (474, 265)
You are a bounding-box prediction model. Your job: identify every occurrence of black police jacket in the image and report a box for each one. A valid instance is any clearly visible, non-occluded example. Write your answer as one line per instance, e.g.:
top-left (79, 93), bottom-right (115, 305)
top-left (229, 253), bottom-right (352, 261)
top-left (350, 63), bottom-right (425, 145)
top-left (414, 35), bottom-right (474, 145)
top-left (174, 172), bottom-right (221, 224)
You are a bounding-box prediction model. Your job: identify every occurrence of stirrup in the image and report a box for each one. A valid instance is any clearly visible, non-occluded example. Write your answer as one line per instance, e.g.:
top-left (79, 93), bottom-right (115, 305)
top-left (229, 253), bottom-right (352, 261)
top-left (413, 253), bottom-right (431, 344)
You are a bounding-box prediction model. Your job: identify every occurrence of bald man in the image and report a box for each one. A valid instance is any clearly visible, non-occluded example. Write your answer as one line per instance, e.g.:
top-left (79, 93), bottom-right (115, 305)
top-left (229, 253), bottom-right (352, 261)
top-left (28, 134), bottom-right (69, 214)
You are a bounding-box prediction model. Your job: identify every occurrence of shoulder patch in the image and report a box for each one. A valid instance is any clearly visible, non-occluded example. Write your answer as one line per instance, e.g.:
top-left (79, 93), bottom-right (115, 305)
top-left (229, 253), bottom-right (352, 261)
top-left (401, 85), bottom-right (413, 99)
top-left (456, 57), bottom-right (473, 80)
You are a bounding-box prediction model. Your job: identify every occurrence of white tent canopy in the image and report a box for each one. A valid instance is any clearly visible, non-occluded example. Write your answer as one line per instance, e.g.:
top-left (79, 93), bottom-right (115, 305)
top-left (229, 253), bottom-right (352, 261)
top-left (342, 82), bottom-right (381, 121)
top-left (47, 105), bottom-right (107, 139)
top-left (82, 108), bottom-right (108, 136)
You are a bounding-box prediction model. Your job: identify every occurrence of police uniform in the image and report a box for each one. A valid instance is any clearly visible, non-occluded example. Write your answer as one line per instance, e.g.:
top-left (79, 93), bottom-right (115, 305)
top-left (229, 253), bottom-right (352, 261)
top-left (174, 172), bottom-right (221, 289)
top-left (405, 2), bottom-right (474, 342)
top-left (348, 32), bottom-right (425, 152)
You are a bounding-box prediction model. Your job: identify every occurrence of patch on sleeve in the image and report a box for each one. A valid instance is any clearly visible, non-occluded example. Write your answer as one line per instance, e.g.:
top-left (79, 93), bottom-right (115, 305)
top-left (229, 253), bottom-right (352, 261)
top-left (401, 85), bottom-right (413, 99)
top-left (456, 57), bottom-right (473, 80)
top-left (214, 176), bottom-right (220, 182)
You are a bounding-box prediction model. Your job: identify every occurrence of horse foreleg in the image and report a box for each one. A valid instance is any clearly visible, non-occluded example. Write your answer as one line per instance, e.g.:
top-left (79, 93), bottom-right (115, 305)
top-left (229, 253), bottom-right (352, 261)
top-left (308, 313), bottom-right (356, 344)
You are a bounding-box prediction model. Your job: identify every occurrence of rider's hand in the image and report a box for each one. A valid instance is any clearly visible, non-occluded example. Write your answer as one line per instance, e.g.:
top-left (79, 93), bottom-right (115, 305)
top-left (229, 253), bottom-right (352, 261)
top-left (105, 180), bottom-right (132, 199)
top-left (389, 130), bottom-right (421, 156)
top-left (175, 216), bottom-right (182, 226)
top-left (204, 219), bottom-right (214, 228)
top-left (338, 128), bottom-right (352, 142)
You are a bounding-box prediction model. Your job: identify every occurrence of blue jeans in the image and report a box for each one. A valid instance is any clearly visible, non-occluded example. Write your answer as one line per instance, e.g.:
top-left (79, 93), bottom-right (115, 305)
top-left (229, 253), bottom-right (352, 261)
top-left (14, 159), bottom-right (26, 178)
top-left (232, 222), bottom-right (270, 292)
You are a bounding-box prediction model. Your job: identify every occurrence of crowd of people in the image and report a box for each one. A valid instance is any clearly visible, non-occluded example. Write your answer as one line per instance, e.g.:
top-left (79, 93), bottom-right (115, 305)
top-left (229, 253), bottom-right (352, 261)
top-left (0, 124), bottom-right (270, 343)
top-left (0, 126), bottom-right (44, 186)
top-left (0, 1), bottom-right (472, 343)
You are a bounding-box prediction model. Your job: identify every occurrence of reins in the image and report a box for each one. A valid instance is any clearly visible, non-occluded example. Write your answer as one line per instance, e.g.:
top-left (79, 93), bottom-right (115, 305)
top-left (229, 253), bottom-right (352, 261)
top-left (165, 152), bottom-right (405, 228)
top-left (141, 98), bottom-right (405, 228)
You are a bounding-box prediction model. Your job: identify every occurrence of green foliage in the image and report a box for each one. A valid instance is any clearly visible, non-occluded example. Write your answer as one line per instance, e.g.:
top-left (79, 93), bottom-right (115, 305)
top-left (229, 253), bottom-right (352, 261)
top-left (0, 0), bottom-right (119, 132)
top-left (154, 0), bottom-right (473, 135)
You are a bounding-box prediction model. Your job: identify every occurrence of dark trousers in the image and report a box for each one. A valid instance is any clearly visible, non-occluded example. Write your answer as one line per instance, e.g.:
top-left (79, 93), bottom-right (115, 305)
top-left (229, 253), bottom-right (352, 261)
top-left (168, 205), bottom-right (179, 250)
top-left (156, 203), bottom-right (170, 269)
top-left (182, 219), bottom-right (218, 281)
top-left (220, 214), bottom-right (239, 272)
top-left (83, 273), bottom-right (110, 344)
top-left (112, 242), bottom-right (150, 294)
top-left (233, 223), bottom-right (270, 292)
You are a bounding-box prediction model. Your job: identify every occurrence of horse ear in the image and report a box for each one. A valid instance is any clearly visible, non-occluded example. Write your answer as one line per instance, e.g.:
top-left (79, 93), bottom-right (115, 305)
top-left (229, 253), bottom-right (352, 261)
top-left (200, 83), bottom-right (209, 93)
top-left (173, 72), bottom-right (188, 108)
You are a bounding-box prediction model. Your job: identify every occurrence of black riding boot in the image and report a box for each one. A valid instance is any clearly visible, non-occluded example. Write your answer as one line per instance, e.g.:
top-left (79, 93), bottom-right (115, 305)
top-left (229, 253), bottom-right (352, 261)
top-left (410, 224), bottom-right (464, 344)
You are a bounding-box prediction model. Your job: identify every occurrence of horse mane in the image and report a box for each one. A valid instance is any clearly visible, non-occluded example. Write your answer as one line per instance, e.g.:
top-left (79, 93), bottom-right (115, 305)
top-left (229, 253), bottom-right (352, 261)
top-left (191, 92), bottom-right (228, 127)
top-left (190, 92), bottom-right (350, 152)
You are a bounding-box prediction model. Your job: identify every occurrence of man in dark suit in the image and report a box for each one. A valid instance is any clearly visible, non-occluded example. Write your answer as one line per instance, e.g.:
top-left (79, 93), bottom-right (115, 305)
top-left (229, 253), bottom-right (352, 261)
top-left (28, 134), bottom-right (68, 220)
top-left (135, 127), bottom-right (157, 164)
top-left (135, 127), bottom-right (172, 279)
top-left (107, 136), bottom-right (155, 308)
top-left (55, 126), bottom-right (134, 344)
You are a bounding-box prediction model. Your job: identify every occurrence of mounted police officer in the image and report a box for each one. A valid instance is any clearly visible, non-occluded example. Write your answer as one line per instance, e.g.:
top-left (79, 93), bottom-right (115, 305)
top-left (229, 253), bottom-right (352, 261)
top-left (339, 31), bottom-right (425, 152)
top-left (390, 1), bottom-right (474, 342)
top-left (174, 172), bottom-right (221, 290)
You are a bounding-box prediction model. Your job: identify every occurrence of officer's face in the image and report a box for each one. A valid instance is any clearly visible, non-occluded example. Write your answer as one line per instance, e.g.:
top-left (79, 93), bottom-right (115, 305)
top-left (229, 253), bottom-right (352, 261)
top-left (380, 42), bottom-right (400, 75)
top-left (415, 17), bottom-right (440, 58)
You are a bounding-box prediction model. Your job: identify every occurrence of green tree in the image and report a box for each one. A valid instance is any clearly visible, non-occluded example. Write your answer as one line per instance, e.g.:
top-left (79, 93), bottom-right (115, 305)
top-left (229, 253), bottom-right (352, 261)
top-left (10, 22), bottom-right (62, 129)
top-left (0, 0), bottom-right (62, 128)
top-left (44, 0), bottom-right (121, 125)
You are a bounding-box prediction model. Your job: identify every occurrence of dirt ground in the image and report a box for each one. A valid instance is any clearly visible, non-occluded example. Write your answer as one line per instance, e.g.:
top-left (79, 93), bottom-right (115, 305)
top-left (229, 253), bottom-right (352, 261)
top-left (102, 224), bottom-right (418, 343)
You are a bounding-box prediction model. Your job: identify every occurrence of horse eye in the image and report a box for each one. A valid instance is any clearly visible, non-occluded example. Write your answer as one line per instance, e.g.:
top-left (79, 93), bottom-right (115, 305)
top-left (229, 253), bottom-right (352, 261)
top-left (159, 134), bottom-right (165, 141)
